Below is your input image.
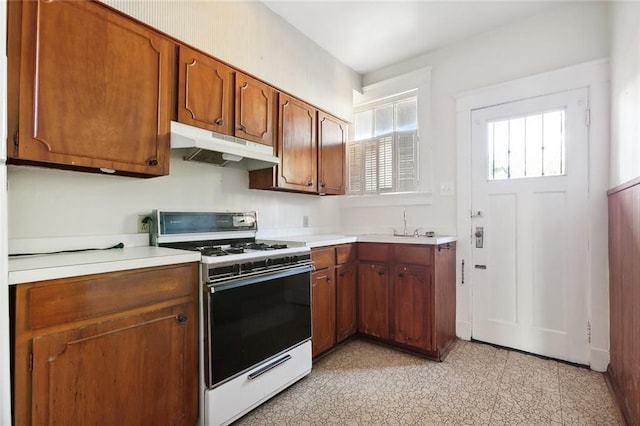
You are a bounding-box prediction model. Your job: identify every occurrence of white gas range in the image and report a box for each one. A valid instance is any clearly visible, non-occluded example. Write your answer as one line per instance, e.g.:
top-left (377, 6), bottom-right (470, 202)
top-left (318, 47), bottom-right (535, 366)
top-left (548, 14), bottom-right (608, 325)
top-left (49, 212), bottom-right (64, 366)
top-left (152, 211), bottom-right (313, 426)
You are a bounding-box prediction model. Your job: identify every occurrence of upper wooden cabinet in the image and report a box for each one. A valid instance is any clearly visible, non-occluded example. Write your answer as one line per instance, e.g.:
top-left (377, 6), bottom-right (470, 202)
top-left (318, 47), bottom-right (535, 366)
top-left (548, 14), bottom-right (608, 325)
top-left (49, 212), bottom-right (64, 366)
top-left (235, 72), bottom-right (276, 146)
top-left (277, 94), bottom-right (318, 192)
top-left (318, 112), bottom-right (347, 195)
top-left (178, 45), bottom-right (234, 135)
top-left (249, 93), bottom-right (318, 193)
top-left (249, 98), bottom-right (348, 196)
top-left (8, 0), bottom-right (175, 177)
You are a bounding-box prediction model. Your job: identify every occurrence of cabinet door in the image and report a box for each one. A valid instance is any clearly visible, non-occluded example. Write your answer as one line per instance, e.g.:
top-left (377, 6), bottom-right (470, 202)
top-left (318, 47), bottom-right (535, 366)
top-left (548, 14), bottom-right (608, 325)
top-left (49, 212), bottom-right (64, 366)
top-left (357, 263), bottom-right (389, 339)
top-left (31, 303), bottom-right (198, 426)
top-left (393, 264), bottom-right (432, 351)
top-left (312, 268), bottom-right (336, 357)
top-left (178, 45), bottom-right (234, 135)
top-left (318, 111), bottom-right (346, 195)
top-left (235, 72), bottom-right (275, 146)
top-left (277, 93), bottom-right (318, 192)
top-left (336, 262), bottom-right (357, 342)
top-left (13, 0), bottom-right (174, 176)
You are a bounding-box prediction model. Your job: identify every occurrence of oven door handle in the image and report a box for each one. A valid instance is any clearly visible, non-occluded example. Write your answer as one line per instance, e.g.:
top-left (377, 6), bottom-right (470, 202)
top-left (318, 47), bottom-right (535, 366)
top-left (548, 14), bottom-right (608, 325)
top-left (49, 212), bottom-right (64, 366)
top-left (247, 354), bottom-right (292, 380)
top-left (209, 264), bottom-right (315, 293)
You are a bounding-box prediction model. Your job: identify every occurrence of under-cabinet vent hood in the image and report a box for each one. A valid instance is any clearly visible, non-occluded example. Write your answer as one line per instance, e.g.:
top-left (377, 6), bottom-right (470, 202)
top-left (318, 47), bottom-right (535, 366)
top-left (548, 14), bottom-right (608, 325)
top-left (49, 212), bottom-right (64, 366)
top-left (170, 121), bottom-right (279, 171)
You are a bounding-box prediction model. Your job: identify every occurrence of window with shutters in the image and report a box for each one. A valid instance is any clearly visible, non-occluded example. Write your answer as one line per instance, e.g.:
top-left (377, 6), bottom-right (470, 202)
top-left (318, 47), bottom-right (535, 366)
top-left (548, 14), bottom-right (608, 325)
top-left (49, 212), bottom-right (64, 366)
top-left (348, 91), bottom-right (419, 195)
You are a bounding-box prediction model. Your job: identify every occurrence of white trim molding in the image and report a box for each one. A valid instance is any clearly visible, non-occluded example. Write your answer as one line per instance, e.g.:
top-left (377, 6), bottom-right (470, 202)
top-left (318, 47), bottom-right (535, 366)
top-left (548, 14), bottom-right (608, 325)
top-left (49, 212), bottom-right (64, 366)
top-left (455, 59), bottom-right (610, 370)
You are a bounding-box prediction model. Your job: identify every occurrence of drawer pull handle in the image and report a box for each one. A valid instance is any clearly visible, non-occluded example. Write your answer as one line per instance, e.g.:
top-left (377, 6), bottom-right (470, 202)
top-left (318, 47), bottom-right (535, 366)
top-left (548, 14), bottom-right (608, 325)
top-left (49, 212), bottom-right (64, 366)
top-left (247, 354), bottom-right (292, 380)
top-left (177, 315), bottom-right (188, 323)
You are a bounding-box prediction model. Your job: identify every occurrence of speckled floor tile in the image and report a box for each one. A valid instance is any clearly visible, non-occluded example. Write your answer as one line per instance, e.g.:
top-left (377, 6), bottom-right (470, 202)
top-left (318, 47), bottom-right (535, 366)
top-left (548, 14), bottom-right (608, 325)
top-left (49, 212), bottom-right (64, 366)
top-left (233, 339), bottom-right (621, 426)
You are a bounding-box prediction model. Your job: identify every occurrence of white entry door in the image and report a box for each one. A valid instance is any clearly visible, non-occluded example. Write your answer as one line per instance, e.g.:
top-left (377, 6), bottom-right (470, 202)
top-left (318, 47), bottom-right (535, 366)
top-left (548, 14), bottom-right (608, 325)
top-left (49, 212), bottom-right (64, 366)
top-left (471, 88), bottom-right (590, 364)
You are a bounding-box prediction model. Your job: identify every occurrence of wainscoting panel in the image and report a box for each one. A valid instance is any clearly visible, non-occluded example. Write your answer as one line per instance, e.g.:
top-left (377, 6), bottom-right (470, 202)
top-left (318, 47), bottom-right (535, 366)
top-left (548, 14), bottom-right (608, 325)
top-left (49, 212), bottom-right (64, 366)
top-left (607, 176), bottom-right (640, 426)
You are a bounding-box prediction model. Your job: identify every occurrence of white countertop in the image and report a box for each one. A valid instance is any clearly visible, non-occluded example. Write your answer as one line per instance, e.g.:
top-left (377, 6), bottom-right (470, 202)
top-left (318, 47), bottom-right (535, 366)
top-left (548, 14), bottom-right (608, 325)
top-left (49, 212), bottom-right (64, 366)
top-left (356, 234), bottom-right (457, 245)
top-left (8, 246), bottom-right (201, 285)
top-left (277, 234), bottom-right (456, 248)
top-left (275, 234), bottom-right (357, 248)
top-left (7, 233), bottom-right (457, 284)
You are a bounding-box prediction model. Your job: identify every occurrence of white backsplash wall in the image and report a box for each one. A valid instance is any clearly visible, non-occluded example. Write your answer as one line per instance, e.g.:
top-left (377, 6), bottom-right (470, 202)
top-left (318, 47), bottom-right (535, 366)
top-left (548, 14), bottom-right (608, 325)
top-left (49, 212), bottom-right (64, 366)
top-left (340, 2), bottom-right (610, 235)
top-left (7, 152), bottom-right (341, 239)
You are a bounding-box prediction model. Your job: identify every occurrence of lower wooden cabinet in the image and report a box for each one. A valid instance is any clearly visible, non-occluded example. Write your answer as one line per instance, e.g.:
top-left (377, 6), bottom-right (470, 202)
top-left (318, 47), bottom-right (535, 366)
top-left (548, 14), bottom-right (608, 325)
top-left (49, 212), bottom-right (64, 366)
top-left (392, 264), bottom-right (432, 350)
top-left (311, 244), bottom-right (357, 357)
top-left (357, 262), bottom-right (389, 340)
top-left (357, 242), bottom-right (456, 360)
top-left (336, 262), bottom-right (357, 342)
top-left (311, 267), bottom-right (336, 356)
top-left (12, 262), bottom-right (199, 426)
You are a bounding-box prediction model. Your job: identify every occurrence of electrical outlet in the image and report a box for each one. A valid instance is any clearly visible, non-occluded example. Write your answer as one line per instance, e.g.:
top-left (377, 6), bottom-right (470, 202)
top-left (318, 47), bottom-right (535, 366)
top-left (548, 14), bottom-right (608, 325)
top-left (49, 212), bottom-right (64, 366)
top-left (303, 215), bottom-right (309, 228)
top-left (137, 215), bottom-right (151, 233)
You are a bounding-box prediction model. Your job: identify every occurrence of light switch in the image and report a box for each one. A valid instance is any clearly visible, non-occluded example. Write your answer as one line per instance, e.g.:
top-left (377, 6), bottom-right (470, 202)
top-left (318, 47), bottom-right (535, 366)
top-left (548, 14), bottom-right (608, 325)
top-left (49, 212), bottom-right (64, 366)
top-left (440, 181), bottom-right (455, 196)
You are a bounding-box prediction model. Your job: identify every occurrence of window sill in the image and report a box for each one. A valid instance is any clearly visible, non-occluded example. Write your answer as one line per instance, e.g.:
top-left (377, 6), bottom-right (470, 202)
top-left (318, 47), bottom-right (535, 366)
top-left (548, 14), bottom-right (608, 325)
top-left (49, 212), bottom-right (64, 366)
top-left (338, 192), bottom-right (433, 208)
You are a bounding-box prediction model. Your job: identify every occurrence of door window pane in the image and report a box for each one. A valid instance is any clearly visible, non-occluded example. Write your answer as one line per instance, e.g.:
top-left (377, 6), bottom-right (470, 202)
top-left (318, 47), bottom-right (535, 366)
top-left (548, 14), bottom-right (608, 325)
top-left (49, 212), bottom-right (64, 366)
top-left (488, 109), bottom-right (565, 180)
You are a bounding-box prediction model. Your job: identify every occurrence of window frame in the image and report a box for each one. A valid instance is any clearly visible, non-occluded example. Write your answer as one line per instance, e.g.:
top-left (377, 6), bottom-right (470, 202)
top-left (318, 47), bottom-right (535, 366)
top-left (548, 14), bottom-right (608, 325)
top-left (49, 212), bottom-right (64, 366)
top-left (341, 66), bottom-right (433, 208)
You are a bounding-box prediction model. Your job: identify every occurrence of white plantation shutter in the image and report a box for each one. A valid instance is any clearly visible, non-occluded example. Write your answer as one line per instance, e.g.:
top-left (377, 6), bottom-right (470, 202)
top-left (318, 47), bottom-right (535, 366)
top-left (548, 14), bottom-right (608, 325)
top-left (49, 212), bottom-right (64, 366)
top-left (363, 140), bottom-right (378, 192)
top-left (395, 131), bottom-right (418, 192)
top-left (348, 92), bottom-right (419, 195)
top-left (378, 135), bottom-right (393, 192)
top-left (347, 143), bottom-right (363, 193)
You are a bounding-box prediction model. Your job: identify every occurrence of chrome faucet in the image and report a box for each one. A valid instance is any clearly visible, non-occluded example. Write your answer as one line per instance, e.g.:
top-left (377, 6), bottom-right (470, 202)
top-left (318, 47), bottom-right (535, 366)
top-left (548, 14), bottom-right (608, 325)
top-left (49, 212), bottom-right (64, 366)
top-left (403, 208), bottom-right (408, 236)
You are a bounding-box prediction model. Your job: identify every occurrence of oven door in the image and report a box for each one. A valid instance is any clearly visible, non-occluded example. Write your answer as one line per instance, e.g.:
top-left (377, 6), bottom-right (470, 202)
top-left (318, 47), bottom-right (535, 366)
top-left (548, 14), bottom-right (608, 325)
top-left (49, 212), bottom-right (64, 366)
top-left (204, 265), bottom-right (313, 388)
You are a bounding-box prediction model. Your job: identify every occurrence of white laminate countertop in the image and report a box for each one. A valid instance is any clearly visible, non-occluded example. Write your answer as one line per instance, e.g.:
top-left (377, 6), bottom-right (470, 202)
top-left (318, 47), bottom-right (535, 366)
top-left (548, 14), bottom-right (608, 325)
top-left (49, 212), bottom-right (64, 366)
top-left (8, 246), bottom-right (201, 285)
top-left (277, 234), bottom-right (456, 248)
top-left (274, 234), bottom-right (357, 248)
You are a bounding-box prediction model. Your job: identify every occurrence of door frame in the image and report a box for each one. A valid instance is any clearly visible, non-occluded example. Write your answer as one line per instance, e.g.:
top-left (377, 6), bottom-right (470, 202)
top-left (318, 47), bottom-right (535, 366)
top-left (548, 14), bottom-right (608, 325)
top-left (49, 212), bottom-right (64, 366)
top-left (455, 59), bottom-right (610, 371)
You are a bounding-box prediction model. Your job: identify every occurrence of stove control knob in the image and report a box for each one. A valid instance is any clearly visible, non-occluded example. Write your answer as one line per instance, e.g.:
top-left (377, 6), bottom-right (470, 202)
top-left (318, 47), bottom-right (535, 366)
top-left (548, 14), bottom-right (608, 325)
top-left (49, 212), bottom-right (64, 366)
top-left (232, 264), bottom-right (241, 275)
top-left (265, 258), bottom-right (273, 268)
top-left (292, 256), bottom-right (299, 263)
top-left (242, 262), bottom-right (253, 272)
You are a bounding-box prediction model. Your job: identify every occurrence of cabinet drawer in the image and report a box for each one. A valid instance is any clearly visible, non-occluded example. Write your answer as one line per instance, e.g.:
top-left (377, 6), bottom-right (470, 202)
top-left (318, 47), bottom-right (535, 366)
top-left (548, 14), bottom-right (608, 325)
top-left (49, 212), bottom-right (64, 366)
top-left (336, 244), bottom-right (356, 264)
top-left (311, 247), bottom-right (336, 269)
top-left (392, 245), bottom-right (432, 266)
top-left (27, 263), bottom-right (198, 330)
top-left (357, 243), bottom-right (389, 262)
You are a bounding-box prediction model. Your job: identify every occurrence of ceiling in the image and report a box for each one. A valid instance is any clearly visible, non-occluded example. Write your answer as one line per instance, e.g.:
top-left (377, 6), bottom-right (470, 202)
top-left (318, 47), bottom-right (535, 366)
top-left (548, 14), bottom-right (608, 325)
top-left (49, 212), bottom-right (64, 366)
top-left (262, 1), bottom-right (565, 75)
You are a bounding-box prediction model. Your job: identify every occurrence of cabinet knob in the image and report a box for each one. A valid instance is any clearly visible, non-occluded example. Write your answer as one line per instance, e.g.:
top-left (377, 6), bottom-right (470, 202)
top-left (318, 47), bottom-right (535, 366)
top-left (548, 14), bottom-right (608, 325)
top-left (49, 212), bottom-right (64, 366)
top-left (177, 315), bottom-right (188, 324)
top-left (215, 118), bottom-right (224, 126)
top-left (307, 181), bottom-right (313, 186)
top-left (378, 270), bottom-right (385, 276)
top-left (320, 182), bottom-right (325, 187)
top-left (239, 124), bottom-right (247, 132)
top-left (398, 272), bottom-right (405, 278)
top-left (148, 158), bottom-right (158, 166)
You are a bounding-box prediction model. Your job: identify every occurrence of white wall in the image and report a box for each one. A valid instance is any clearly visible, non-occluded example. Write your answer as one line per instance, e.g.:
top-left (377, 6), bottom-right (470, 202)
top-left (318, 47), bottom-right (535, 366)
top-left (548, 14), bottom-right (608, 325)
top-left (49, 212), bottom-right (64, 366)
top-left (7, 1), bottom-right (360, 241)
top-left (610, 1), bottom-right (640, 187)
top-left (340, 2), bottom-right (610, 234)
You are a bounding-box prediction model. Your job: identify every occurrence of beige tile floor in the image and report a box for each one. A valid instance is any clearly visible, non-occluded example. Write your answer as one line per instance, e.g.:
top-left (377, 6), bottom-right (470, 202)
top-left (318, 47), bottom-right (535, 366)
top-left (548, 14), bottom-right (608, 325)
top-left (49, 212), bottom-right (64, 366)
top-left (234, 339), bottom-right (622, 425)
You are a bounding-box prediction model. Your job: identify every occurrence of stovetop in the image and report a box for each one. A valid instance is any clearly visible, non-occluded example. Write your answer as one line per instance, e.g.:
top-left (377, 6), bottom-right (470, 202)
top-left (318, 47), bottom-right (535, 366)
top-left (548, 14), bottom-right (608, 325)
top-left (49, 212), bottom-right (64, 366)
top-left (195, 242), bottom-right (290, 257)
top-left (151, 210), bottom-right (310, 269)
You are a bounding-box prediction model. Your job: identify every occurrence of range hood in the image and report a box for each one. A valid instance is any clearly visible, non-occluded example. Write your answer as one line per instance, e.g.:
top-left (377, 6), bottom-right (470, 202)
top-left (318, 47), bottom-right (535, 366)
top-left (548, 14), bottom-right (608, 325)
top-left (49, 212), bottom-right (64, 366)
top-left (170, 121), bottom-right (279, 171)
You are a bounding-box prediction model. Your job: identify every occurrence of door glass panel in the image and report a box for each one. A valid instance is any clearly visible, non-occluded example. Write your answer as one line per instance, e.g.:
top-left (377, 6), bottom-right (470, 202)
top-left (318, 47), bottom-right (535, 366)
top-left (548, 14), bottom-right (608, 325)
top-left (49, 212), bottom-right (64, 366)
top-left (487, 109), bottom-right (565, 180)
